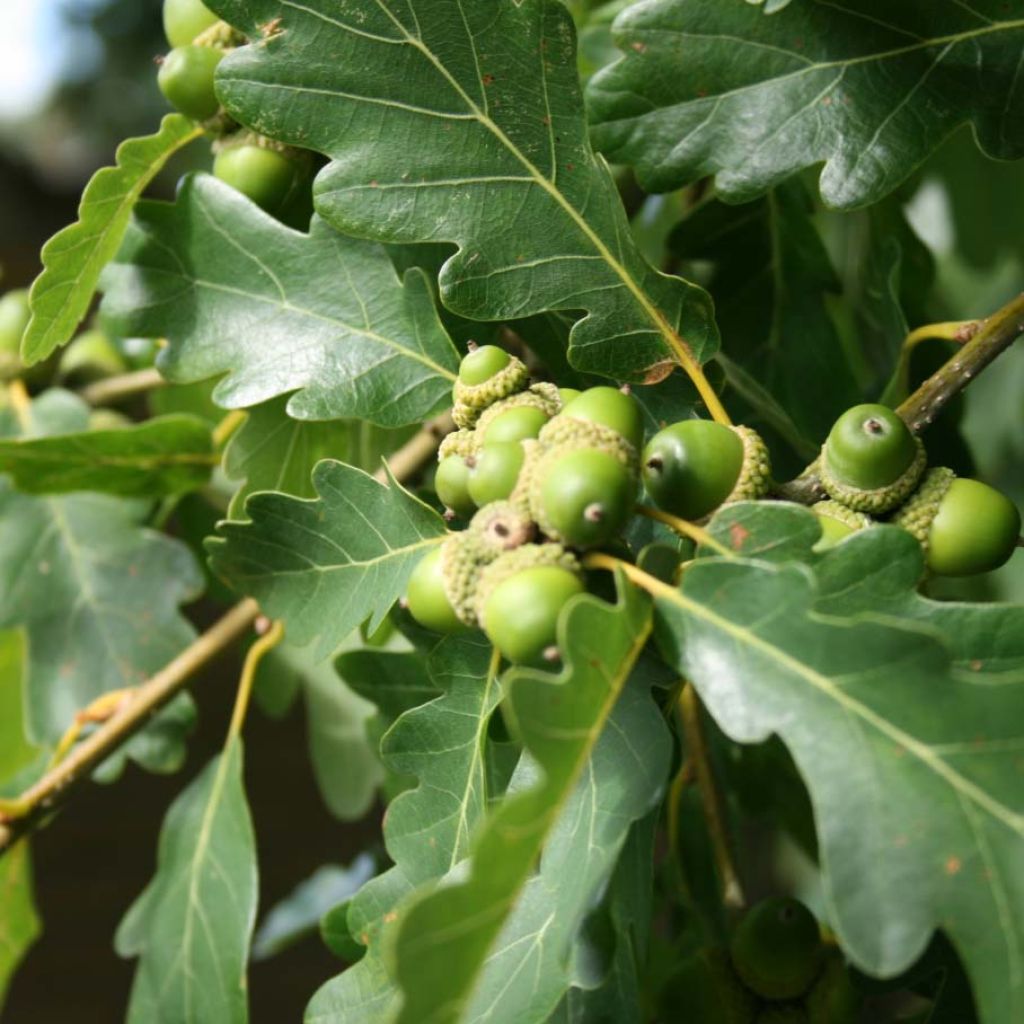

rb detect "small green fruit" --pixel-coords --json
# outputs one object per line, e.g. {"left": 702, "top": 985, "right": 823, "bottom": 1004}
{"left": 213, "top": 143, "right": 302, "bottom": 214}
{"left": 88, "top": 409, "right": 133, "bottom": 432}
{"left": 642, "top": 419, "right": 743, "bottom": 520}
{"left": 557, "top": 387, "right": 581, "bottom": 405}
{"left": 479, "top": 404, "right": 549, "bottom": 445}
{"left": 894, "top": 469, "right": 1020, "bottom": 577}
{"left": 468, "top": 442, "right": 525, "bottom": 506}
{"left": 459, "top": 344, "right": 509, "bottom": 386}
{"left": 561, "top": 386, "right": 644, "bottom": 450}
{"left": 822, "top": 404, "right": 924, "bottom": 513}
{"left": 730, "top": 897, "right": 823, "bottom": 1001}
{"left": 482, "top": 564, "right": 584, "bottom": 666}
{"left": 468, "top": 500, "right": 536, "bottom": 553}
{"left": 58, "top": 330, "right": 126, "bottom": 384}
{"left": 533, "top": 448, "right": 635, "bottom": 548}
{"left": 805, "top": 951, "right": 859, "bottom": 1024}
{"left": 163, "top": 0, "right": 218, "bottom": 46}
{"left": 157, "top": 44, "right": 224, "bottom": 120}
{"left": 662, "top": 948, "right": 756, "bottom": 1024}
{"left": 812, "top": 501, "right": 872, "bottom": 552}
{"left": 435, "top": 455, "right": 476, "bottom": 518}
{"left": 406, "top": 547, "right": 466, "bottom": 634}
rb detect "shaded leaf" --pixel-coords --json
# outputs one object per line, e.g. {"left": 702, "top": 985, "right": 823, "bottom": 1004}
{"left": 0, "top": 841, "right": 41, "bottom": 1013}
{"left": 117, "top": 742, "right": 258, "bottom": 1024}
{"left": 672, "top": 181, "right": 858, "bottom": 444}
{"left": 0, "top": 391, "right": 203, "bottom": 745}
{"left": 0, "top": 632, "right": 38, "bottom": 784}
{"left": 253, "top": 855, "right": 376, "bottom": 960}
{"left": 388, "top": 576, "right": 653, "bottom": 1024}
{"left": 648, "top": 507, "right": 1024, "bottom": 1024}
{"left": 0, "top": 414, "right": 215, "bottom": 497}
{"left": 307, "top": 635, "right": 497, "bottom": 1021}
{"left": 24, "top": 114, "right": 203, "bottom": 363}
{"left": 208, "top": 461, "right": 447, "bottom": 660}
{"left": 209, "top": 0, "right": 718, "bottom": 383}
{"left": 588, "top": 1, "right": 1024, "bottom": 208}
{"left": 101, "top": 176, "right": 459, "bottom": 426}
{"left": 223, "top": 395, "right": 414, "bottom": 517}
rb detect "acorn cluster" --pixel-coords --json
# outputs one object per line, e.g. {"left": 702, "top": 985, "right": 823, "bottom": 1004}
{"left": 156, "top": 0, "right": 313, "bottom": 221}
{"left": 812, "top": 403, "right": 1020, "bottom": 576}
{"left": 406, "top": 344, "right": 774, "bottom": 667}
{"left": 666, "top": 897, "right": 861, "bottom": 1024}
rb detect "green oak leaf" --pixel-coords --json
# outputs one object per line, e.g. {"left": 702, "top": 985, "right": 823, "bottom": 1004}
{"left": 116, "top": 742, "right": 257, "bottom": 1024}
{"left": 671, "top": 181, "right": 859, "bottom": 445}
{"left": 0, "top": 841, "right": 41, "bottom": 1013}
{"left": 646, "top": 526, "right": 1024, "bottom": 1024}
{"left": 0, "top": 632, "right": 38, "bottom": 785}
{"left": 307, "top": 635, "right": 497, "bottom": 1021}
{"left": 207, "top": 0, "right": 718, "bottom": 383}
{"left": 0, "top": 391, "right": 203, "bottom": 745}
{"left": 252, "top": 855, "right": 376, "bottom": 960}
{"left": 208, "top": 461, "right": 447, "bottom": 660}
{"left": 588, "top": 1, "right": 1024, "bottom": 208}
{"left": 0, "top": 413, "right": 215, "bottom": 497}
{"left": 387, "top": 575, "right": 653, "bottom": 1024}
{"left": 24, "top": 114, "right": 203, "bottom": 363}
{"left": 223, "top": 395, "right": 415, "bottom": 517}
{"left": 101, "top": 175, "right": 459, "bottom": 426}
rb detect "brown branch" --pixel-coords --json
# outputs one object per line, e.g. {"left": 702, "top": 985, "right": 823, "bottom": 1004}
{"left": 374, "top": 410, "right": 453, "bottom": 484}
{"left": 78, "top": 367, "right": 167, "bottom": 406}
{"left": 776, "top": 293, "right": 1024, "bottom": 504}
{"left": 0, "top": 599, "right": 260, "bottom": 856}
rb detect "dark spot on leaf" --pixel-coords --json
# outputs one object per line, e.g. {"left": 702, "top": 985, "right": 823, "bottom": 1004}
{"left": 642, "top": 360, "right": 675, "bottom": 385}
{"left": 945, "top": 856, "right": 962, "bottom": 876}
{"left": 729, "top": 524, "right": 749, "bottom": 550}
{"left": 630, "top": 40, "right": 646, "bottom": 53}
{"left": 483, "top": 73, "right": 495, "bottom": 85}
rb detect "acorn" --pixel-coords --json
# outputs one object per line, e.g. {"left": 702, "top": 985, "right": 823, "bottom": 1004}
{"left": 467, "top": 500, "right": 536, "bottom": 554}
{"left": 451, "top": 345, "right": 529, "bottom": 428}
{"left": 467, "top": 442, "right": 526, "bottom": 506}
{"left": 559, "top": 385, "right": 644, "bottom": 451}
{"left": 811, "top": 500, "right": 873, "bottom": 552}
{"left": 473, "top": 383, "right": 561, "bottom": 446}
{"left": 820, "top": 404, "right": 925, "bottom": 514}
{"left": 890, "top": 468, "right": 1021, "bottom": 577}
{"left": 537, "top": 414, "right": 639, "bottom": 469}
{"left": 435, "top": 455, "right": 476, "bottom": 519}
{"left": 438, "top": 429, "right": 477, "bottom": 461}
{"left": 642, "top": 420, "right": 771, "bottom": 520}
{"left": 406, "top": 546, "right": 469, "bottom": 634}
{"left": 662, "top": 947, "right": 757, "bottom": 1024}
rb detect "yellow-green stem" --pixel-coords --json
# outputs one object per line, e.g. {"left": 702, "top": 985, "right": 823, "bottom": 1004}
{"left": 227, "top": 620, "right": 284, "bottom": 743}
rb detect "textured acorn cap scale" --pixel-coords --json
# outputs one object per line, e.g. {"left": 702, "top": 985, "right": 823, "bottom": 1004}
{"left": 889, "top": 467, "right": 956, "bottom": 547}
{"left": 474, "top": 543, "right": 581, "bottom": 628}
{"left": 723, "top": 425, "right": 773, "bottom": 505}
{"left": 452, "top": 354, "right": 530, "bottom": 428}
{"left": 821, "top": 435, "right": 926, "bottom": 514}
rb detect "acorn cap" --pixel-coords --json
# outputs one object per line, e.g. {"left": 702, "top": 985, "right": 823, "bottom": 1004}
{"left": 472, "top": 384, "right": 562, "bottom": 448}
{"left": 452, "top": 354, "right": 529, "bottom": 427}
{"left": 821, "top": 435, "right": 926, "bottom": 514}
{"left": 723, "top": 425, "right": 773, "bottom": 506}
{"left": 438, "top": 428, "right": 478, "bottom": 461}
{"left": 467, "top": 500, "right": 536, "bottom": 553}
{"left": 439, "top": 531, "right": 493, "bottom": 626}
{"left": 889, "top": 467, "right": 956, "bottom": 547}
{"left": 812, "top": 500, "right": 873, "bottom": 532}
{"left": 537, "top": 414, "right": 639, "bottom": 469}
{"left": 474, "top": 543, "right": 581, "bottom": 628}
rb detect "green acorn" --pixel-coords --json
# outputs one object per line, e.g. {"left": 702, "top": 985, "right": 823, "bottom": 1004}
{"left": 642, "top": 420, "right": 771, "bottom": 520}
{"left": 811, "top": 500, "right": 873, "bottom": 552}
{"left": 662, "top": 947, "right": 757, "bottom": 1024}
{"left": 560, "top": 385, "right": 644, "bottom": 450}
{"left": 473, "top": 384, "right": 561, "bottom": 446}
{"left": 730, "top": 897, "right": 824, "bottom": 1002}
{"left": 438, "top": 429, "right": 477, "bottom": 461}
{"left": 821, "top": 404, "right": 926, "bottom": 514}
{"left": 891, "top": 468, "right": 1021, "bottom": 577}
{"left": 406, "top": 546, "right": 468, "bottom": 634}
{"left": 467, "top": 500, "right": 536, "bottom": 554}
{"left": 435, "top": 455, "right": 476, "bottom": 519}
{"left": 467, "top": 442, "right": 526, "bottom": 506}
{"left": 451, "top": 345, "right": 529, "bottom": 428}
{"left": 537, "top": 414, "right": 639, "bottom": 469}
{"left": 805, "top": 950, "right": 860, "bottom": 1024}
{"left": 437, "top": 530, "right": 493, "bottom": 626}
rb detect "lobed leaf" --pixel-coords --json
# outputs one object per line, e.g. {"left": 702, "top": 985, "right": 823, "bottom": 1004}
{"left": 0, "top": 391, "right": 203, "bottom": 746}
{"left": 116, "top": 743, "right": 258, "bottom": 1024}
{"left": 588, "top": 1, "right": 1024, "bottom": 208}
{"left": 0, "top": 413, "right": 215, "bottom": 497}
{"left": 307, "top": 635, "right": 497, "bottom": 1021}
{"left": 647, "top": 509, "right": 1024, "bottom": 1024}
{"left": 207, "top": 0, "right": 718, "bottom": 384}
{"left": 0, "top": 842, "right": 41, "bottom": 1013}
{"left": 388, "top": 575, "right": 655, "bottom": 1024}
{"left": 101, "top": 176, "right": 459, "bottom": 426}
{"left": 208, "top": 460, "right": 448, "bottom": 660}
{"left": 23, "top": 114, "right": 203, "bottom": 364}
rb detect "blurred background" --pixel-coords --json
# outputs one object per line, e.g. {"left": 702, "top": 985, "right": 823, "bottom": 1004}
{"left": 1, "top": 0, "right": 1023, "bottom": 1020}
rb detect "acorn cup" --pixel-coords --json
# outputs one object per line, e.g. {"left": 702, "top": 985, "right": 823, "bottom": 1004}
{"left": 451, "top": 344, "right": 529, "bottom": 428}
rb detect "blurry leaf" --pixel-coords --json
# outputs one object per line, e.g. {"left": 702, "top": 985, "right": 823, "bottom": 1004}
{"left": 650, "top": 504, "right": 1024, "bottom": 1024}
{"left": 263, "top": 642, "right": 384, "bottom": 821}
{"left": 101, "top": 176, "right": 459, "bottom": 426}
{"left": 117, "top": 743, "right": 257, "bottom": 1024}
{"left": 388, "top": 577, "right": 653, "bottom": 1024}
{"left": 672, "top": 182, "right": 858, "bottom": 443}
{"left": 0, "top": 841, "right": 41, "bottom": 1013}
{"left": 339, "top": 650, "right": 441, "bottom": 729}
{"left": 253, "top": 855, "right": 376, "bottom": 960}
{"left": 0, "top": 392, "right": 203, "bottom": 746}
{"left": 307, "top": 635, "right": 497, "bottom": 1021}
{"left": 0, "top": 414, "right": 214, "bottom": 497}
{"left": 223, "top": 396, "right": 415, "bottom": 517}
{"left": 210, "top": 0, "right": 718, "bottom": 383}
{"left": 208, "top": 462, "right": 447, "bottom": 660}
{"left": 589, "top": 2, "right": 1024, "bottom": 208}
{"left": 0, "top": 632, "right": 37, "bottom": 784}
{"left": 24, "top": 114, "right": 203, "bottom": 364}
